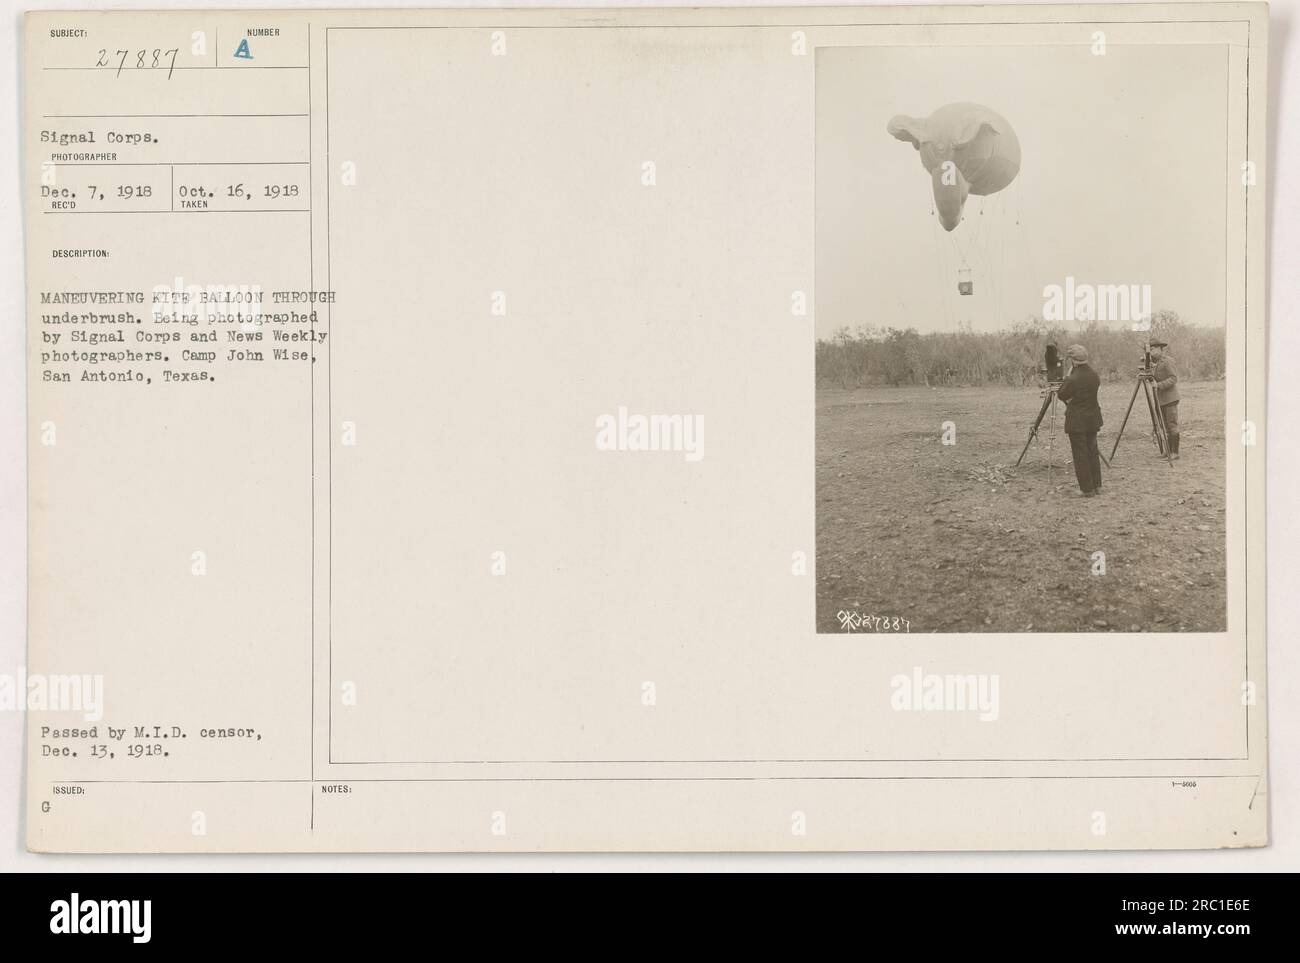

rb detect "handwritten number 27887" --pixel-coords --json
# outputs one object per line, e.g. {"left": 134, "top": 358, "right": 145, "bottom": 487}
{"left": 95, "top": 48, "right": 181, "bottom": 80}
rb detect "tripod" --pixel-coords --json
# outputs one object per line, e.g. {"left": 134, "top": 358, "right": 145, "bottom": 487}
{"left": 1109, "top": 369, "right": 1172, "bottom": 465}
{"left": 1013, "top": 382, "right": 1107, "bottom": 473}
{"left": 1016, "top": 380, "right": 1112, "bottom": 476}
{"left": 1015, "top": 383, "right": 1062, "bottom": 469}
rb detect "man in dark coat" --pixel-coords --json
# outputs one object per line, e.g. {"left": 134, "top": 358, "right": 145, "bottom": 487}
{"left": 1056, "top": 344, "right": 1103, "bottom": 496}
{"left": 1149, "top": 339, "right": 1180, "bottom": 460}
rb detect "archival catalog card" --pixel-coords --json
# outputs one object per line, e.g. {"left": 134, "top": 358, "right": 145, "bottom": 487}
{"left": 23, "top": 4, "right": 1269, "bottom": 852}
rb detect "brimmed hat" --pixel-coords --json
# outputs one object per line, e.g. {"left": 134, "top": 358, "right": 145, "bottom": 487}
{"left": 1066, "top": 344, "right": 1089, "bottom": 363}
{"left": 1149, "top": 339, "right": 1168, "bottom": 348}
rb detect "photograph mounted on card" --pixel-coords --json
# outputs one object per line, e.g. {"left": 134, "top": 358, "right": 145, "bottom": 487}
{"left": 23, "top": 4, "right": 1267, "bottom": 853}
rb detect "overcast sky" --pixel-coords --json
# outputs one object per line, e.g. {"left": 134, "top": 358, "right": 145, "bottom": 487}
{"left": 815, "top": 42, "right": 1231, "bottom": 338}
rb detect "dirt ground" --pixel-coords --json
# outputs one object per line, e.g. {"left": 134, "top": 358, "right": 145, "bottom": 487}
{"left": 815, "top": 381, "right": 1227, "bottom": 633}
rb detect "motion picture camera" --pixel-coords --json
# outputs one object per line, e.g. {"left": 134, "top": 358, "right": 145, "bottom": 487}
{"left": 1138, "top": 342, "right": 1155, "bottom": 376}
{"left": 1042, "top": 342, "right": 1065, "bottom": 385}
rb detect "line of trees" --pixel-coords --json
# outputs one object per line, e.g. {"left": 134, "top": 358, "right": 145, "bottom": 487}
{"left": 815, "top": 312, "right": 1225, "bottom": 388}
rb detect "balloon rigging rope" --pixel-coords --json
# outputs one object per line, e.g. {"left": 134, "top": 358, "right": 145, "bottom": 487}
{"left": 996, "top": 193, "right": 1009, "bottom": 325}
{"left": 1012, "top": 176, "right": 1044, "bottom": 314}
{"left": 930, "top": 199, "right": 953, "bottom": 329}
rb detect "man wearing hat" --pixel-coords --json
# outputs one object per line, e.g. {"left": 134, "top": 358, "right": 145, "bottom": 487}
{"left": 1057, "top": 344, "right": 1103, "bottom": 496}
{"left": 1149, "top": 340, "right": 1180, "bottom": 459}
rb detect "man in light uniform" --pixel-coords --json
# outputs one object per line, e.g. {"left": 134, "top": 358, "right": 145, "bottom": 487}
{"left": 1149, "top": 339, "right": 1180, "bottom": 460}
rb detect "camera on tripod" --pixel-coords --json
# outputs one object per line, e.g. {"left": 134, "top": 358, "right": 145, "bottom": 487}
{"left": 1041, "top": 341, "right": 1065, "bottom": 386}
{"left": 1016, "top": 341, "right": 1069, "bottom": 468}
{"left": 1110, "top": 338, "right": 1173, "bottom": 463}
{"left": 1138, "top": 342, "right": 1155, "bottom": 376}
